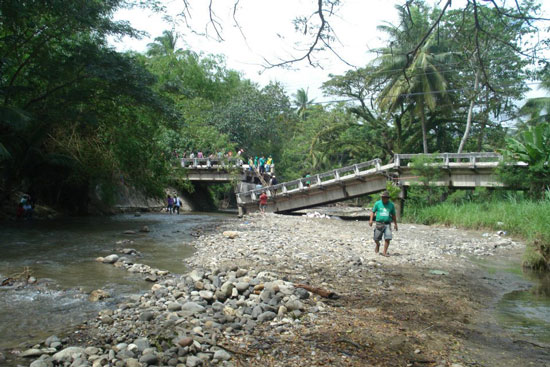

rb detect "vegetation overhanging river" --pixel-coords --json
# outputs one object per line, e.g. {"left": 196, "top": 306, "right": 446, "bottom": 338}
{"left": 0, "top": 212, "right": 549, "bottom": 366}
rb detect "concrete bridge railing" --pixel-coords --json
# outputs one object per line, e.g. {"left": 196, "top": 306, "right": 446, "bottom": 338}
{"left": 236, "top": 158, "right": 384, "bottom": 204}
{"left": 178, "top": 157, "right": 245, "bottom": 168}
{"left": 394, "top": 152, "right": 503, "bottom": 167}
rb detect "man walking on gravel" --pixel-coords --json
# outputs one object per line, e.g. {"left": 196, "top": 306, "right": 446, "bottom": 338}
{"left": 369, "top": 190, "right": 398, "bottom": 256}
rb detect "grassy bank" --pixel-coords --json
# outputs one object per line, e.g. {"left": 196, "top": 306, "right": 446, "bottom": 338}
{"left": 403, "top": 200, "right": 550, "bottom": 270}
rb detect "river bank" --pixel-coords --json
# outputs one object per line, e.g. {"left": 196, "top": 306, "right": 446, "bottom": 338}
{"left": 13, "top": 213, "right": 550, "bottom": 367}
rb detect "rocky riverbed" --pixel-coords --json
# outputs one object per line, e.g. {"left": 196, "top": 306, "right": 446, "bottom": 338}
{"left": 16, "top": 213, "right": 550, "bottom": 367}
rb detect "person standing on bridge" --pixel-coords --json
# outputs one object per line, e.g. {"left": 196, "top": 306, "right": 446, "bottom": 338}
{"left": 369, "top": 191, "right": 398, "bottom": 257}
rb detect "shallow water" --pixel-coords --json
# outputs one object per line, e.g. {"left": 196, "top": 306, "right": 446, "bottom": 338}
{"left": 496, "top": 270, "right": 550, "bottom": 344}
{"left": 475, "top": 256, "right": 550, "bottom": 344}
{"left": 0, "top": 212, "right": 226, "bottom": 352}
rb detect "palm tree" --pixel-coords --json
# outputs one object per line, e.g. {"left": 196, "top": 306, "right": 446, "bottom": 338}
{"left": 146, "top": 30, "right": 180, "bottom": 57}
{"left": 376, "top": 26, "right": 451, "bottom": 153}
{"left": 293, "top": 88, "right": 315, "bottom": 121}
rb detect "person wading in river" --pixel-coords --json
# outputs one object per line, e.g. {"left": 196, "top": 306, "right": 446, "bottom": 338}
{"left": 369, "top": 190, "right": 398, "bottom": 256}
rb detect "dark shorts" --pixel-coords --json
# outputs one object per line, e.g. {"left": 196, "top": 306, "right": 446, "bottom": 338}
{"left": 374, "top": 223, "right": 392, "bottom": 241}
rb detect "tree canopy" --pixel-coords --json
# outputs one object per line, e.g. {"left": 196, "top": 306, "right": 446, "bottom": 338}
{"left": 1, "top": 0, "right": 548, "bottom": 212}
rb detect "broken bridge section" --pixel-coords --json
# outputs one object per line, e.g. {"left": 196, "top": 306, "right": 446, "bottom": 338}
{"left": 237, "top": 153, "right": 515, "bottom": 215}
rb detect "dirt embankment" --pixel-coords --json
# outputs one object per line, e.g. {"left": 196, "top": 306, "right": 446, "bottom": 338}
{"left": 185, "top": 214, "right": 549, "bottom": 367}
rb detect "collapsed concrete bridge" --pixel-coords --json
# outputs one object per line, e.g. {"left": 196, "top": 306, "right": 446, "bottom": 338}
{"left": 176, "top": 153, "right": 519, "bottom": 216}
{"left": 235, "top": 153, "right": 517, "bottom": 215}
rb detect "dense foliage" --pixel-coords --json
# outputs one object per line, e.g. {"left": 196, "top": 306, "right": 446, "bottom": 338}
{"left": 1, "top": 0, "right": 548, "bottom": 214}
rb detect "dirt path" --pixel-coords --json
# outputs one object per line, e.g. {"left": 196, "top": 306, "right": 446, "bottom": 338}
{"left": 186, "top": 213, "right": 549, "bottom": 367}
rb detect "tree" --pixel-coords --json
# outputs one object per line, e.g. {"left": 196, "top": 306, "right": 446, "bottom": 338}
{"left": 293, "top": 88, "right": 315, "bottom": 121}
{"left": 146, "top": 30, "right": 181, "bottom": 57}
{"left": 0, "top": 0, "right": 171, "bottom": 210}
{"left": 376, "top": 4, "right": 453, "bottom": 154}
{"left": 502, "top": 122, "right": 550, "bottom": 196}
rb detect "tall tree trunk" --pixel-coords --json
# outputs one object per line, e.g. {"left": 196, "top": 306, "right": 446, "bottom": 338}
{"left": 458, "top": 70, "right": 480, "bottom": 153}
{"left": 419, "top": 107, "right": 428, "bottom": 153}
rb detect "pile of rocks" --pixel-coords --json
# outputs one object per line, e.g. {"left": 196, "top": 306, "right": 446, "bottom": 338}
{"left": 27, "top": 266, "right": 323, "bottom": 367}
{"left": 96, "top": 253, "right": 170, "bottom": 283}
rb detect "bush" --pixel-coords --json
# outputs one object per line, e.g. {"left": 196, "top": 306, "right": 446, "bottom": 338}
{"left": 403, "top": 197, "right": 550, "bottom": 270}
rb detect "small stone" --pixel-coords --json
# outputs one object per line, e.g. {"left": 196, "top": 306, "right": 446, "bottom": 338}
{"left": 89, "top": 289, "right": 110, "bottom": 302}
{"left": 139, "top": 353, "right": 159, "bottom": 365}
{"left": 213, "top": 349, "right": 231, "bottom": 361}
{"left": 414, "top": 349, "right": 421, "bottom": 354}
{"left": 235, "top": 282, "right": 249, "bottom": 292}
{"left": 235, "top": 269, "right": 248, "bottom": 277}
{"left": 100, "top": 315, "right": 114, "bottom": 324}
{"left": 102, "top": 254, "right": 119, "bottom": 264}
{"left": 133, "top": 338, "right": 150, "bottom": 352}
{"left": 167, "top": 302, "right": 182, "bottom": 311}
{"left": 222, "top": 231, "right": 240, "bottom": 239}
{"left": 285, "top": 299, "right": 304, "bottom": 311}
{"left": 199, "top": 290, "right": 214, "bottom": 301}
{"left": 257, "top": 311, "right": 276, "bottom": 322}
{"left": 52, "top": 347, "right": 85, "bottom": 362}
{"left": 251, "top": 305, "right": 263, "bottom": 319}
{"left": 295, "top": 288, "right": 310, "bottom": 300}
{"left": 45, "top": 335, "right": 60, "bottom": 347}
{"left": 220, "top": 282, "right": 234, "bottom": 298}
{"left": 181, "top": 302, "right": 205, "bottom": 314}
{"left": 20, "top": 348, "right": 43, "bottom": 358}
{"left": 30, "top": 360, "right": 49, "bottom": 367}
{"left": 85, "top": 347, "right": 100, "bottom": 355}
{"left": 125, "top": 358, "right": 141, "bottom": 367}
{"left": 177, "top": 337, "right": 193, "bottom": 347}
{"left": 140, "top": 226, "right": 150, "bottom": 233}
{"left": 186, "top": 355, "right": 202, "bottom": 367}
{"left": 188, "top": 269, "right": 204, "bottom": 282}
{"left": 140, "top": 311, "right": 155, "bottom": 321}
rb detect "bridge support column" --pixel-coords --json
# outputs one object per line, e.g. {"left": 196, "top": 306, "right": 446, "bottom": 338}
{"left": 395, "top": 186, "right": 407, "bottom": 221}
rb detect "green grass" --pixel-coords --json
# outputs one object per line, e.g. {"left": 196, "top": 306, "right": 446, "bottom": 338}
{"left": 403, "top": 200, "right": 550, "bottom": 270}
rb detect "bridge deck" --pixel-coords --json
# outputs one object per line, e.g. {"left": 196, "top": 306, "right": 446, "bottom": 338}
{"left": 236, "top": 153, "right": 511, "bottom": 214}
{"left": 176, "top": 158, "right": 274, "bottom": 183}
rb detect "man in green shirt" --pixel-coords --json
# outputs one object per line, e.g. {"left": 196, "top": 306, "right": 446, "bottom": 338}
{"left": 369, "top": 190, "right": 398, "bottom": 256}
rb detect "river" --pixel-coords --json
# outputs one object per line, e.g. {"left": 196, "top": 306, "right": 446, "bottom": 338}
{"left": 0, "top": 212, "right": 227, "bottom": 359}
{"left": 1, "top": 213, "right": 549, "bottom": 366}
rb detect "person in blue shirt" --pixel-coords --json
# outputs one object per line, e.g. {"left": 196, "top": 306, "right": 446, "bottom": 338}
{"left": 369, "top": 190, "right": 398, "bottom": 256}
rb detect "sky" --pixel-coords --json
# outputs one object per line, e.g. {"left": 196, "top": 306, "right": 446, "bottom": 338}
{"left": 110, "top": 0, "right": 550, "bottom": 103}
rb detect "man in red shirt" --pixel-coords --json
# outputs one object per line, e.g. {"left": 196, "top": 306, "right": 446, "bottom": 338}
{"left": 259, "top": 192, "right": 268, "bottom": 213}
